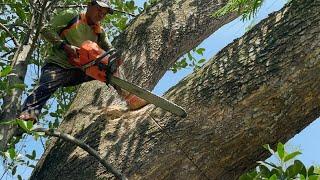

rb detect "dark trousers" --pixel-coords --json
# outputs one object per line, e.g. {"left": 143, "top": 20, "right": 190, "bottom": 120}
{"left": 21, "top": 63, "right": 93, "bottom": 118}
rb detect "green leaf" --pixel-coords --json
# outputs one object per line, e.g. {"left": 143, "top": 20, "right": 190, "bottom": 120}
{"left": 16, "top": 119, "right": 30, "bottom": 132}
{"left": 13, "top": 5, "right": 27, "bottom": 21}
{"left": 50, "top": 112, "right": 58, "bottom": 117}
{"left": 239, "top": 174, "right": 252, "bottom": 180}
{"left": 308, "top": 166, "right": 315, "bottom": 176}
{"left": 309, "top": 175, "right": 320, "bottom": 180}
{"left": 187, "top": 52, "right": 193, "bottom": 61}
{"left": 259, "top": 165, "right": 271, "bottom": 178}
{"left": 196, "top": 48, "right": 205, "bottom": 55}
{"left": 284, "top": 151, "right": 302, "bottom": 162}
{"left": 33, "top": 131, "right": 45, "bottom": 141}
{"left": 268, "top": 174, "right": 277, "bottom": 180}
{"left": 26, "top": 150, "right": 36, "bottom": 160}
{"left": 270, "top": 167, "right": 283, "bottom": 177}
{"left": 12, "top": 166, "right": 17, "bottom": 175}
{"left": 8, "top": 147, "right": 16, "bottom": 159}
{"left": 239, "top": 171, "right": 258, "bottom": 180}
{"left": 32, "top": 150, "right": 36, "bottom": 159}
{"left": 198, "top": 58, "right": 206, "bottom": 64}
{"left": 277, "top": 142, "right": 285, "bottom": 161}
{"left": 17, "top": 175, "right": 22, "bottom": 180}
{"left": 28, "top": 165, "right": 36, "bottom": 168}
{"left": 0, "top": 66, "right": 12, "bottom": 77}
{"left": 27, "top": 120, "right": 33, "bottom": 130}
{"left": 285, "top": 160, "right": 306, "bottom": 178}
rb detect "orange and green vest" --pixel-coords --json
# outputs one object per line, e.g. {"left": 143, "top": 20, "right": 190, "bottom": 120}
{"left": 42, "top": 10, "right": 113, "bottom": 69}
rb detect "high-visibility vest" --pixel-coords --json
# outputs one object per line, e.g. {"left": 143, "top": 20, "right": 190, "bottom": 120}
{"left": 58, "top": 14, "right": 120, "bottom": 83}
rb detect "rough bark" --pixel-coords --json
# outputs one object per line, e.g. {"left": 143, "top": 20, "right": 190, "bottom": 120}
{"left": 31, "top": 0, "right": 320, "bottom": 179}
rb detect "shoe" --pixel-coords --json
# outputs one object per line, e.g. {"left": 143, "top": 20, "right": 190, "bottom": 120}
{"left": 14, "top": 112, "right": 38, "bottom": 137}
{"left": 18, "top": 112, "right": 37, "bottom": 123}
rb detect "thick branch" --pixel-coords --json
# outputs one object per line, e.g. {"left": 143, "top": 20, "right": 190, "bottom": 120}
{"left": 54, "top": 5, "right": 136, "bottom": 17}
{"left": 31, "top": 0, "right": 320, "bottom": 179}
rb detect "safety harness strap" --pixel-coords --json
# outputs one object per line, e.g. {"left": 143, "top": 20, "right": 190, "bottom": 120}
{"left": 58, "top": 15, "right": 80, "bottom": 37}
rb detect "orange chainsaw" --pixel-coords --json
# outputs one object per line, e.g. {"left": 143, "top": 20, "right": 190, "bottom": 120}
{"left": 71, "top": 40, "right": 187, "bottom": 118}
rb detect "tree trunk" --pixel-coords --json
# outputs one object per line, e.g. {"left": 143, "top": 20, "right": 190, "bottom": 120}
{"left": 0, "top": 28, "right": 34, "bottom": 150}
{"left": 31, "top": 0, "right": 319, "bottom": 179}
{"left": 0, "top": 0, "right": 50, "bottom": 151}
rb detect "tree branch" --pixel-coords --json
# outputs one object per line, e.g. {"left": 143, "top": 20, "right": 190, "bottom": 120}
{"left": 0, "top": 48, "right": 16, "bottom": 59}
{"left": 0, "top": 22, "right": 20, "bottom": 47}
{"left": 32, "top": 127, "right": 127, "bottom": 180}
{"left": 54, "top": 4, "right": 136, "bottom": 17}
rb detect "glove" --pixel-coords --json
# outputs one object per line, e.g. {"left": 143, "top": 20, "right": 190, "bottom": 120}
{"left": 107, "top": 49, "right": 122, "bottom": 75}
{"left": 104, "top": 48, "right": 122, "bottom": 84}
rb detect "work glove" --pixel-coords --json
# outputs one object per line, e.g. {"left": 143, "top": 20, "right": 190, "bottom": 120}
{"left": 107, "top": 49, "right": 122, "bottom": 73}
{"left": 104, "top": 48, "right": 123, "bottom": 85}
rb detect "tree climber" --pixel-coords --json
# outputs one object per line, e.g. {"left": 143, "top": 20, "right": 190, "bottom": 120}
{"left": 18, "top": 0, "right": 148, "bottom": 123}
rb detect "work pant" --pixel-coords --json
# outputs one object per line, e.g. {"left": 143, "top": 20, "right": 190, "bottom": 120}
{"left": 21, "top": 63, "right": 93, "bottom": 119}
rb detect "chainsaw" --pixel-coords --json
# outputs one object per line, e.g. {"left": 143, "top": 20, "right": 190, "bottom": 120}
{"left": 71, "top": 40, "right": 187, "bottom": 118}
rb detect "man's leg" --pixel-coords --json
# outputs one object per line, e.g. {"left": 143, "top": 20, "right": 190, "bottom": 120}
{"left": 19, "top": 63, "right": 91, "bottom": 121}
{"left": 20, "top": 64, "right": 66, "bottom": 121}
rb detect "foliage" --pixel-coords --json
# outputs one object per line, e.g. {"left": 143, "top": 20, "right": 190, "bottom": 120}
{"left": 170, "top": 47, "right": 206, "bottom": 73}
{"left": 240, "top": 143, "right": 320, "bottom": 180}
{"left": 0, "top": 119, "right": 44, "bottom": 179}
{"left": 213, "top": 0, "right": 264, "bottom": 21}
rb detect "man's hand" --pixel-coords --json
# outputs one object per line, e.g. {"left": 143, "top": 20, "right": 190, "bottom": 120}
{"left": 63, "top": 44, "right": 80, "bottom": 60}
{"left": 108, "top": 49, "right": 122, "bottom": 73}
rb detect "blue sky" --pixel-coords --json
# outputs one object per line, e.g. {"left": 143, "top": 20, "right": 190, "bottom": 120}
{"left": 1, "top": 0, "right": 319, "bottom": 179}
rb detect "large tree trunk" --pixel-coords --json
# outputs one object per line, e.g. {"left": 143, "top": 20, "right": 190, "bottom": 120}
{"left": 31, "top": 0, "right": 319, "bottom": 179}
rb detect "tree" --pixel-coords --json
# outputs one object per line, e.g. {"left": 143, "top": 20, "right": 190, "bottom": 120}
{"left": 1, "top": 0, "right": 238, "bottom": 178}
{"left": 28, "top": 0, "right": 320, "bottom": 179}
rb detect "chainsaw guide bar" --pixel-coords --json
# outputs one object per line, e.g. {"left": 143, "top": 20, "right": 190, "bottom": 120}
{"left": 110, "top": 76, "right": 187, "bottom": 118}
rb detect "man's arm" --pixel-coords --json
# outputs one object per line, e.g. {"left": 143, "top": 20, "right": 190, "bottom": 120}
{"left": 41, "top": 10, "right": 78, "bottom": 48}
{"left": 41, "top": 25, "right": 65, "bottom": 48}
{"left": 97, "top": 31, "right": 113, "bottom": 51}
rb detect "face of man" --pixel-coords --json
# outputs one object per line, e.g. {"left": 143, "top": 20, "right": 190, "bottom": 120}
{"left": 86, "top": 4, "right": 109, "bottom": 24}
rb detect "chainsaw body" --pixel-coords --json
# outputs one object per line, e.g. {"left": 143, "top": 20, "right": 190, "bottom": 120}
{"left": 71, "top": 40, "right": 121, "bottom": 83}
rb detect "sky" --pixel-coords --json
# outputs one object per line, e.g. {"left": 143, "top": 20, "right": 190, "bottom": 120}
{"left": 1, "top": 0, "right": 319, "bottom": 179}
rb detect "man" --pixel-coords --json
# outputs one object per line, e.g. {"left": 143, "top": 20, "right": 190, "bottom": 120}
{"left": 19, "top": 0, "right": 148, "bottom": 122}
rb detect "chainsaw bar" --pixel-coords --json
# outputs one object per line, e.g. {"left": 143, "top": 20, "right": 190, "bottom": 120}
{"left": 110, "top": 76, "right": 187, "bottom": 118}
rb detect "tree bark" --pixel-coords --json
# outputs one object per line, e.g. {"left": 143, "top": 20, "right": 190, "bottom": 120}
{"left": 31, "top": 0, "right": 319, "bottom": 179}
{"left": 0, "top": 19, "right": 35, "bottom": 150}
